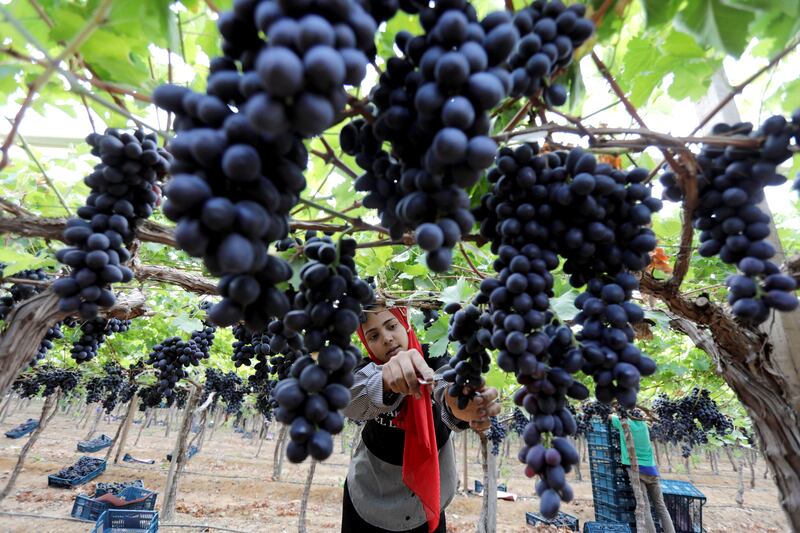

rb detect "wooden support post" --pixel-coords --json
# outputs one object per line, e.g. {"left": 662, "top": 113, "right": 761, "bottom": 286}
{"left": 272, "top": 425, "right": 288, "bottom": 481}
{"left": 161, "top": 386, "right": 201, "bottom": 522}
{"left": 84, "top": 406, "right": 104, "bottom": 440}
{"left": 462, "top": 430, "right": 468, "bottom": 494}
{"left": 112, "top": 395, "right": 140, "bottom": 464}
{"left": 298, "top": 460, "right": 317, "bottom": 533}
{"left": 134, "top": 408, "right": 153, "bottom": 447}
{"left": 106, "top": 392, "right": 139, "bottom": 463}
{"left": 0, "top": 391, "right": 59, "bottom": 502}
{"left": 620, "top": 417, "right": 653, "bottom": 533}
{"left": 476, "top": 432, "right": 497, "bottom": 533}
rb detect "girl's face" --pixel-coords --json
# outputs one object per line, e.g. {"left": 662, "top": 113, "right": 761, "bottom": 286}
{"left": 361, "top": 308, "right": 409, "bottom": 363}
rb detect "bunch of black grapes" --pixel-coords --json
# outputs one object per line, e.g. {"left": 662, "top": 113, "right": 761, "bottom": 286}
{"left": 97, "top": 362, "right": 126, "bottom": 413}
{"left": 138, "top": 384, "right": 164, "bottom": 411}
{"left": 119, "top": 382, "right": 139, "bottom": 405}
{"left": 650, "top": 388, "right": 733, "bottom": 457}
{"left": 575, "top": 399, "right": 612, "bottom": 435}
{"left": 231, "top": 323, "right": 259, "bottom": 368}
{"left": 12, "top": 373, "right": 42, "bottom": 398}
{"left": 53, "top": 130, "right": 170, "bottom": 319}
{"left": 506, "top": 1, "right": 595, "bottom": 103}
{"left": 146, "top": 335, "right": 207, "bottom": 399}
{"left": 0, "top": 265, "right": 51, "bottom": 322}
{"left": 660, "top": 111, "right": 799, "bottom": 324}
{"left": 85, "top": 376, "right": 104, "bottom": 404}
{"left": 422, "top": 307, "right": 439, "bottom": 330}
{"left": 203, "top": 368, "right": 246, "bottom": 414}
{"left": 53, "top": 457, "right": 104, "bottom": 480}
{"left": 7, "top": 268, "right": 50, "bottom": 303}
{"left": 0, "top": 267, "right": 65, "bottom": 365}
{"left": 153, "top": 0, "right": 380, "bottom": 330}
{"left": 342, "top": 2, "right": 523, "bottom": 272}
{"left": 442, "top": 301, "right": 491, "bottom": 408}
{"left": 274, "top": 234, "right": 374, "bottom": 463}
{"left": 14, "top": 364, "right": 81, "bottom": 397}
{"left": 477, "top": 145, "right": 662, "bottom": 287}
{"left": 70, "top": 318, "right": 130, "bottom": 363}
{"left": 466, "top": 143, "right": 660, "bottom": 517}
{"left": 512, "top": 406, "right": 529, "bottom": 435}
{"left": 573, "top": 273, "right": 656, "bottom": 407}
{"left": 487, "top": 416, "right": 507, "bottom": 455}
{"left": 31, "top": 324, "right": 65, "bottom": 366}
{"left": 166, "top": 386, "right": 189, "bottom": 409}
{"left": 190, "top": 307, "right": 217, "bottom": 358}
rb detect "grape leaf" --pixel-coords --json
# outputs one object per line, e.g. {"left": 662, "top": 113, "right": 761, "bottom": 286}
{"left": 675, "top": 0, "right": 756, "bottom": 58}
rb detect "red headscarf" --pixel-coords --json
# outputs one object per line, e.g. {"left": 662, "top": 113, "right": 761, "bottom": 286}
{"left": 356, "top": 307, "right": 440, "bottom": 533}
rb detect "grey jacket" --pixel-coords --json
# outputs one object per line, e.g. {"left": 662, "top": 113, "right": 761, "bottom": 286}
{"left": 342, "top": 360, "right": 467, "bottom": 531}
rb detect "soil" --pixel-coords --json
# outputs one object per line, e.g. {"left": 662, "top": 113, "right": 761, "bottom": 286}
{"left": 0, "top": 399, "right": 789, "bottom": 533}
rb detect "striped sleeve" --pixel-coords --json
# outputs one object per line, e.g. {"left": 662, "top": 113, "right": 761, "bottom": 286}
{"left": 342, "top": 361, "right": 404, "bottom": 421}
{"left": 433, "top": 364, "right": 469, "bottom": 432}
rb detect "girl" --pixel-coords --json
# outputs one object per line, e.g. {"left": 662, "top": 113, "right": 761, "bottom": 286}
{"left": 342, "top": 306, "right": 500, "bottom": 533}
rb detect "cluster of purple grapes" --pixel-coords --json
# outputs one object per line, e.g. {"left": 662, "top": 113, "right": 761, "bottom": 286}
{"left": 505, "top": 0, "right": 594, "bottom": 103}
{"left": 153, "top": 0, "right": 380, "bottom": 331}
{"left": 459, "top": 143, "right": 660, "bottom": 518}
{"left": 487, "top": 416, "right": 507, "bottom": 455}
{"left": 650, "top": 388, "right": 733, "bottom": 457}
{"left": 343, "top": 1, "right": 520, "bottom": 272}
{"left": 70, "top": 318, "right": 130, "bottom": 364}
{"left": 53, "top": 130, "right": 170, "bottom": 319}
{"left": 512, "top": 407, "right": 529, "bottom": 436}
{"left": 0, "top": 267, "right": 66, "bottom": 366}
{"left": 274, "top": 234, "right": 374, "bottom": 463}
{"left": 574, "top": 400, "right": 611, "bottom": 435}
{"left": 12, "top": 364, "right": 81, "bottom": 398}
{"left": 203, "top": 368, "right": 247, "bottom": 414}
{"left": 83, "top": 362, "right": 126, "bottom": 414}
{"left": 660, "top": 111, "right": 799, "bottom": 324}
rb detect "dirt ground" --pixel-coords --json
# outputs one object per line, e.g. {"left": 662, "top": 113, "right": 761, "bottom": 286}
{"left": 0, "top": 399, "right": 790, "bottom": 533}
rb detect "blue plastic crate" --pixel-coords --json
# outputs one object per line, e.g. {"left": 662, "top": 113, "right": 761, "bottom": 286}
{"left": 473, "top": 480, "right": 507, "bottom": 493}
{"left": 660, "top": 479, "right": 706, "bottom": 500}
{"left": 73, "top": 487, "right": 157, "bottom": 523}
{"left": 5, "top": 418, "right": 38, "bottom": 439}
{"left": 95, "top": 480, "right": 144, "bottom": 497}
{"left": 165, "top": 444, "right": 198, "bottom": 462}
{"left": 48, "top": 457, "right": 106, "bottom": 488}
{"left": 92, "top": 510, "right": 158, "bottom": 533}
{"left": 525, "top": 511, "right": 579, "bottom": 531}
{"left": 593, "top": 487, "right": 636, "bottom": 511}
{"left": 78, "top": 434, "right": 114, "bottom": 452}
{"left": 584, "top": 522, "right": 632, "bottom": 533}
{"left": 589, "top": 460, "right": 627, "bottom": 478}
{"left": 591, "top": 472, "right": 631, "bottom": 492}
{"left": 595, "top": 506, "right": 634, "bottom": 524}
{"left": 588, "top": 445, "right": 620, "bottom": 462}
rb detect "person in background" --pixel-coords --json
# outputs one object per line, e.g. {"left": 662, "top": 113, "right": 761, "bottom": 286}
{"left": 341, "top": 305, "right": 500, "bottom": 533}
{"left": 610, "top": 413, "right": 676, "bottom": 533}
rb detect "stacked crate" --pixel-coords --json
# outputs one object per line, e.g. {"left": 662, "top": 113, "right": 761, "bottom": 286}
{"left": 585, "top": 419, "right": 706, "bottom": 533}
{"left": 586, "top": 419, "right": 641, "bottom": 524}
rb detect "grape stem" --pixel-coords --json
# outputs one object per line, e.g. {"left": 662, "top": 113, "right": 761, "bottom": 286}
{"left": 203, "top": 0, "right": 221, "bottom": 14}
{"left": 459, "top": 242, "right": 487, "bottom": 280}
{"left": 309, "top": 137, "right": 359, "bottom": 180}
{"left": 297, "top": 198, "right": 389, "bottom": 236}
{"left": 0, "top": 47, "right": 153, "bottom": 104}
{"left": 592, "top": 52, "right": 694, "bottom": 175}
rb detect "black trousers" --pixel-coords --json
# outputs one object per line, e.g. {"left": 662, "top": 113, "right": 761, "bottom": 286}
{"left": 341, "top": 481, "right": 447, "bottom": 533}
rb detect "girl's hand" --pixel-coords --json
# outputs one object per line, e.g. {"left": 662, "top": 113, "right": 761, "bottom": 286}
{"left": 381, "top": 349, "right": 435, "bottom": 400}
{"left": 445, "top": 386, "right": 501, "bottom": 431}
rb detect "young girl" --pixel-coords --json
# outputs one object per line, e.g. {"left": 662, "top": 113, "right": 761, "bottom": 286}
{"left": 342, "top": 306, "right": 500, "bottom": 533}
